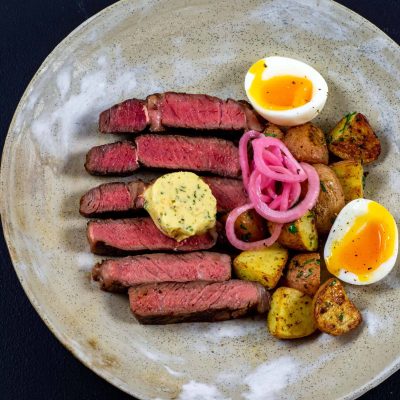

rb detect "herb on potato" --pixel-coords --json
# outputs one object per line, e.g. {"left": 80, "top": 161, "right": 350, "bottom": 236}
{"left": 313, "top": 278, "right": 362, "bottom": 336}
{"left": 328, "top": 112, "right": 381, "bottom": 164}
{"left": 288, "top": 224, "right": 298, "bottom": 234}
{"left": 286, "top": 253, "right": 320, "bottom": 296}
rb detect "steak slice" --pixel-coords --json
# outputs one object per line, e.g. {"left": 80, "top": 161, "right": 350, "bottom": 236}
{"left": 85, "top": 136, "right": 240, "bottom": 177}
{"left": 136, "top": 135, "right": 240, "bottom": 177}
{"left": 85, "top": 141, "right": 139, "bottom": 176}
{"left": 92, "top": 252, "right": 231, "bottom": 292}
{"left": 129, "top": 280, "right": 270, "bottom": 324}
{"left": 99, "top": 92, "right": 264, "bottom": 133}
{"left": 155, "top": 92, "right": 247, "bottom": 131}
{"left": 79, "top": 181, "right": 146, "bottom": 217}
{"left": 202, "top": 177, "right": 247, "bottom": 213}
{"left": 87, "top": 218, "right": 217, "bottom": 255}
{"left": 146, "top": 93, "right": 163, "bottom": 132}
{"left": 99, "top": 99, "right": 148, "bottom": 133}
{"left": 79, "top": 177, "right": 246, "bottom": 217}
{"left": 239, "top": 100, "right": 265, "bottom": 133}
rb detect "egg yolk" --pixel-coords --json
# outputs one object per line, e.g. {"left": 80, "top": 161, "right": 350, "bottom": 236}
{"left": 248, "top": 59, "right": 313, "bottom": 110}
{"left": 326, "top": 202, "right": 396, "bottom": 282}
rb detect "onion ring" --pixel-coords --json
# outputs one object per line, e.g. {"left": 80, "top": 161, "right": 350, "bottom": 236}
{"left": 225, "top": 132, "right": 320, "bottom": 250}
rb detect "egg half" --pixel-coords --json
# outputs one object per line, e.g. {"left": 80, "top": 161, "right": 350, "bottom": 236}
{"left": 324, "top": 199, "right": 398, "bottom": 285}
{"left": 244, "top": 56, "right": 328, "bottom": 126}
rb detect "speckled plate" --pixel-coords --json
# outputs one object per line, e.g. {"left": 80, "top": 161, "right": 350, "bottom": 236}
{"left": 1, "top": 0, "right": 400, "bottom": 399}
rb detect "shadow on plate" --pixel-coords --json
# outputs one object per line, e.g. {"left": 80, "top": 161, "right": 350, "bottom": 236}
{"left": 63, "top": 224, "right": 89, "bottom": 253}
{"left": 63, "top": 150, "right": 87, "bottom": 177}
{"left": 105, "top": 291, "right": 138, "bottom": 325}
{"left": 61, "top": 191, "right": 83, "bottom": 219}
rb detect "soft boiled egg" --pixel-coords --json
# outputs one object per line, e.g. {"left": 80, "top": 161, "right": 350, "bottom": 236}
{"left": 245, "top": 56, "right": 328, "bottom": 126}
{"left": 324, "top": 199, "right": 398, "bottom": 285}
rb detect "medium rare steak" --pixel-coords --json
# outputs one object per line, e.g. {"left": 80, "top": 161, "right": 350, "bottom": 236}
{"left": 85, "top": 136, "right": 240, "bottom": 177}
{"left": 239, "top": 100, "right": 266, "bottom": 134}
{"left": 202, "top": 177, "right": 247, "bottom": 213}
{"left": 99, "top": 92, "right": 264, "bottom": 133}
{"left": 92, "top": 252, "right": 231, "bottom": 292}
{"left": 79, "top": 177, "right": 246, "bottom": 217}
{"left": 150, "top": 93, "right": 246, "bottom": 131}
{"left": 79, "top": 181, "right": 146, "bottom": 217}
{"left": 99, "top": 99, "right": 148, "bottom": 133}
{"left": 129, "top": 280, "right": 270, "bottom": 324}
{"left": 85, "top": 141, "right": 139, "bottom": 175}
{"left": 136, "top": 135, "right": 240, "bottom": 177}
{"left": 87, "top": 218, "right": 217, "bottom": 255}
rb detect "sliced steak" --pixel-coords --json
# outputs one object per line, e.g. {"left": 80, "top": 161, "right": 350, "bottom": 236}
{"left": 136, "top": 135, "right": 240, "bottom": 177}
{"left": 85, "top": 141, "right": 139, "bottom": 176}
{"left": 99, "top": 99, "right": 148, "bottom": 133}
{"left": 79, "top": 177, "right": 246, "bottom": 217}
{"left": 146, "top": 93, "right": 163, "bottom": 132}
{"left": 85, "top": 136, "right": 239, "bottom": 177}
{"left": 79, "top": 181, "right": 146, "bottom": 217}
{"left": 239, "top": 100, "right": 265, "bottom": 133}
{"left": 202, "top": 177, "right": 247, "bottom": 213}
{"left": 92, "top": 252, "right": 231, "bottom": 292}
{"left": 154, "top": 92, "right": 246, "bottom": 131}
{"left": 128, "top": 280, "right": 270, "bottom": 324}
{"left": 87, "top": 218, "right": 217, "bottom": 255}
{"left": 99, "top": 92, "right": 264, "bottom": 133}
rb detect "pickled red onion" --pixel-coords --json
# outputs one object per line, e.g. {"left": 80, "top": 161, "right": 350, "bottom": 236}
{"left": 239, "top": 130, "right": 261, "bottom": 190}
{"left": 289, "top": 182, "right": 301, "bottom": 207}
{"left": 225, "top": 131, "right": 320, "bottom": 250}
{"left": 248, "top": 165, "right": 320, "bottom": 223}
{"left": 253, "top": 137, "right": 306, "bottom": 182}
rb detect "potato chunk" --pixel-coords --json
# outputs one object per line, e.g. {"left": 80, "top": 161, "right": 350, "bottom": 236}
{"left": 276, "top": 211, "right": 318, "bottom": 251}
{"left": 267, "top": 287, "right": 316, "bottom": 339}
{"left": 330, "top": 160, "right": 364, "bottom": 203}
{"left": 328, "top": 112, "right": 381, "bottom": 164}
{"left": 286, "top": 253, "right": 321, "bottom": 296}
{"left": 284, "top": 123, "right": 329, "bottom": 164}
{"left": 234, "top": 209, "right": 268, "bottom": 243}
{"left": 263, "top": 122, "right": 285, "bottom": 140}
{"left": 313, "top": 278, "right": 362, "bottom": 336}
{"left": 233, "top": 244, "right": 288, "bottom": 289}
{"left": 313, "top": 164, "right": 345, "bottom": 235}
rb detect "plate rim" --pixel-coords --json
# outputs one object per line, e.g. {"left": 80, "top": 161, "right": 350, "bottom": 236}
{"left": 1, "top": 0, "right": 399, "bottom": 398}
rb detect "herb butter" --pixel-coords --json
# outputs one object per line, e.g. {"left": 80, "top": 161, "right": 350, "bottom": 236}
{"left": 143, "top": 172, "right": 217, "bottom": 241}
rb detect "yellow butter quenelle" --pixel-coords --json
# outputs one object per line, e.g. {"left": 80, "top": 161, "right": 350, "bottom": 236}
{"left": 143, "top": 172, "right": 217, "bottom": 241}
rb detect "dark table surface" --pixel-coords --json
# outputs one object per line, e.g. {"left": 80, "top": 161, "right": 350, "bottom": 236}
{"left": 1, "top": 0, "right": 399, "bottom": 399}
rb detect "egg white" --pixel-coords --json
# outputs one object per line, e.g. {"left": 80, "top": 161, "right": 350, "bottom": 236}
{"left": 245, "top": 56, "right": 328, "bottom": 126}
{"left": 324, "top": 199, "right": 399, "bottom": 285}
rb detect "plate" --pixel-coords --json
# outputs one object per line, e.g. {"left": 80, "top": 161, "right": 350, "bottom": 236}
{"left": 1, "top": 0, "right": 400, "bottom": 399}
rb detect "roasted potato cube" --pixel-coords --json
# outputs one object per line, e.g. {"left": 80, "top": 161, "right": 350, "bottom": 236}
{"left": 328, "top": 112, "right": 381, "bottom": 164}
{"left": 313, "top": 278, "right": 362, "bottom": 336}
{"left": 233, "top": 244, "right": 288, "bottom": 289}
{"left": 267, "top": 287, "right": 316, "bottom": 339}
{"left": 284, "top": 123, "right": 329, "bottom": 164}
{"left": 276, "top": 211, "right": 318, "bottom": 251}
{"left": 286, "top": 253, "right": 321, "bottom": 296}
{"left": 263, "top": 122, "right": 285, "bottom": 140}
{"left": 313, "top": 164, "right": 345, "bottom": 235}
{"left": 234, "top": 209, "right": 268, "bottom": 243}
{"left": 330, "top": 160, "right": 364, "bottom": 203}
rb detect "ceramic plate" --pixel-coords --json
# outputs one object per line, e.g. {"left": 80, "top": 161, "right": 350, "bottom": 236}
{"left": 1, "top": 0, "right": 400, "bottom": 399}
